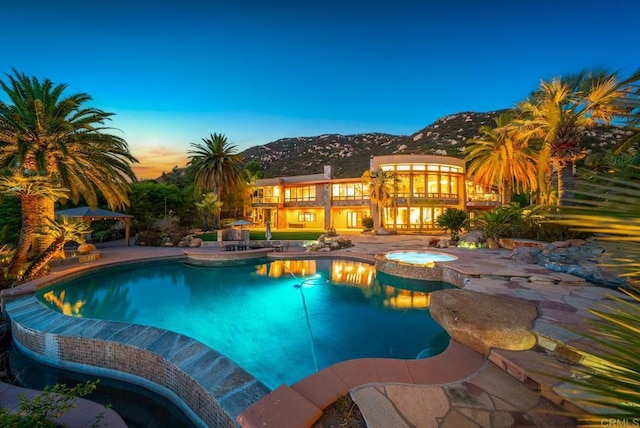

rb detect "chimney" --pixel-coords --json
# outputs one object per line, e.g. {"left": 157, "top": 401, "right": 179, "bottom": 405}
{"left": 323, "top": 165, "right": 332, "bottom": 179}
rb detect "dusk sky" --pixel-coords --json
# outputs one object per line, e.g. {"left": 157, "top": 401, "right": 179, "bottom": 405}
{"left": 2, "top": 0, "right": 638, "bottom": 179}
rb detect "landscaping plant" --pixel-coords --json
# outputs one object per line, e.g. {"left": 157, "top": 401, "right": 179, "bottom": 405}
{"left": 435, "top": 208, "right": 467, "bottom": 241}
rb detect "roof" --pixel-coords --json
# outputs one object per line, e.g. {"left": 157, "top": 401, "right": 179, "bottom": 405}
{"left": 55, "top": 206, "right": 133, "bottom": 219}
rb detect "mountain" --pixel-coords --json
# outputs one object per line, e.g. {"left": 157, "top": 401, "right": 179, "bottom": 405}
{"left": 160, "top": 110, "right": 634, "bottom": 181}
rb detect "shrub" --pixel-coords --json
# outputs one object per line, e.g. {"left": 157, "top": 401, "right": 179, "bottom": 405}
{"left": 436, "top": 208, "right": 468, "bottom": 241}
{"left": 0, "top": 380, "right": 102, "bottom": 427}
{"left": 362, "top": 216, "right": 374, "bottom": 232}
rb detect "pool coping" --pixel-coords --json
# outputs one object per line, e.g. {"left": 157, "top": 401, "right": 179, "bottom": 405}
{"left": 1, "top": 248, "right": 485, "bottom": 427}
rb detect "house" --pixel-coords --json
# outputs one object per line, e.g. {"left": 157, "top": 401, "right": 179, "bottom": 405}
{"left": 251, "top": 154, "right": 500, "bottom": 232}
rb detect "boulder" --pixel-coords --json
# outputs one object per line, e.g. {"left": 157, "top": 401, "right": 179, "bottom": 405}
{"left": 459, "top": 229, "right": 485, "bottom": 244}
{"left": 436, "top": 239, "right": 449, "bottom": 248}
{"left": 430, "top": 289, "right": 538, "bottom": 356}
{"left": 485, "top": 237, "right": 499, "bottom": 249}
{"left": 76, "top": 243, "right": 97, "bottom": 254}
{"left": 189, "top": 238, "right": 203, "bottom": 248}
{"left": 498, "top": 238, "right": 545, "bottom": 250}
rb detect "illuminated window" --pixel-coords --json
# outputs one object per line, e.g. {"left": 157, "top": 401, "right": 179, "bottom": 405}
{"left": 332, "top": 183, "right": 367, "bottom": 200}
{"left": 412, "top": 174, "right": 426, "bottom": 197}
{"left": 285, "top": 186, "right": 316, "bottom": 202}
{"left": 298, "top": 212, "right": 315, "bottom": 222}
{"left": 397, "top": 174, "right": 410, "bottom": 197}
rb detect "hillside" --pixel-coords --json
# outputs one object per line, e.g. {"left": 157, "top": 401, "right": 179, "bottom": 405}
{"left": 160, "top": 110, "right": 633, "bottom": 181}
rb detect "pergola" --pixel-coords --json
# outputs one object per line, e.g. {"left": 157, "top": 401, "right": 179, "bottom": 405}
{"left": 55, "top": 206, "right": 133, "bottom": 247}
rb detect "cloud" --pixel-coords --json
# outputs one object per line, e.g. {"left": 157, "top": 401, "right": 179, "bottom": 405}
{"left": 131, "top": 146, "right": 189, "bottom": 180}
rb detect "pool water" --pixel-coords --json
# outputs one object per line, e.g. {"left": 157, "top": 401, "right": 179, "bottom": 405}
{"left": 386, "top": 251, "right": 458, "bottom": 265}
{"left": 37, "top": 259, "right": 450, "bottom": 389}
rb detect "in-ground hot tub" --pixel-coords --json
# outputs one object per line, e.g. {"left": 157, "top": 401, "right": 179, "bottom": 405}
{"left": 385, "top": 250, "right": 457, "bottom": 266}
{"left": 376, "top": 250, "right": 460, "bottom": 283}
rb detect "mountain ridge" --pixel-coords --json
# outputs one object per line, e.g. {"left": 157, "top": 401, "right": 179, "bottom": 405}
{"left": 159, "top": 110, "right": 632, "bottom": 181}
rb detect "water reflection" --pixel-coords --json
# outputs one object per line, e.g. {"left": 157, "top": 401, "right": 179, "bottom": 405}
{"left": 42, "top": 290, "right": 85, "bottom": 316}
{"left": 254, "top": 259, "right": 448, "bottom": 310}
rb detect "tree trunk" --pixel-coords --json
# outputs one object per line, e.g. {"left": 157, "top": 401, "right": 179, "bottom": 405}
{"left": 8, "top": 194, "right": 39, "bottom": 277}
{"left": 20, "top": 238, "right": 65, "bottom": 283}
{"left": 558, "top": 162, "right": 575, "bottom": 206}
{"left": 502, "top": 180, "right": 512, "bottom": 205}
{"left": 30, "top": 196, "right": 55, "bottom": 256}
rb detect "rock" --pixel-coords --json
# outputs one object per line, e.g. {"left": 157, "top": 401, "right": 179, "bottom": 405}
{"left": 485, "top": 237, "right": 499, "bottom": 249}
{"left": 376, "top": 227, "right": 397, "bottom": 235}
{"left": 565, "top": 239, "right": 587, "bottom": 247}
{"left": 459, "top": 230, "right": 485, "bottom": 244}
{"left": 499, "top": 238, "right": 545, "bottom": 250}
{"left": 76, "top": 244, "right": 97, "bottom": 254}
{"left": 430, "top": 289, "right": 538, "bottom": 356}
{"left": 550, "top": 240, "right": 570, "bottom": 249}
{"left": 189, "top": 238, "right": 203, "bottom": 248}
{"left": 510, "top": 247, "right": 540, "bottom": 265}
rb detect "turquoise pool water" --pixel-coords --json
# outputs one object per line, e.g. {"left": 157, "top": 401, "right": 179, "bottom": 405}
{"left": 37, "top": 258, "right": 450, "bottom": 389}
{"left": 386, "top": 251, "right": 458, "bottom": 265}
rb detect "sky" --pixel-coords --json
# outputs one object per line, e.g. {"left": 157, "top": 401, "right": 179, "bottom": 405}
{"left": 2, "top": 0, "right": 639, "bottom": 179}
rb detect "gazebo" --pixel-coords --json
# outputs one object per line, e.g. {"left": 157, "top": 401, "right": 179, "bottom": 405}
{"left": 55, "top": 206, "right": 133, "bottom": 247}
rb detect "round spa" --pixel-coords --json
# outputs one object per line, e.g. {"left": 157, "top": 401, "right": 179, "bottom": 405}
{"left": 375, "top": 250, "right": 458, "bottom": 282}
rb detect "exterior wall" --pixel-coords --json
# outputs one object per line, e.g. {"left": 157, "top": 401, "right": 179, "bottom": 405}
{"left": 250, "top": 155, "right": 496, "bottom": 232}
{"left": 370, "top": 155, "right": 466, "bottom": 231}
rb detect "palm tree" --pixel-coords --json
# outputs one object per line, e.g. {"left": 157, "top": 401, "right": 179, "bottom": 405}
{"left": 0, "top": 70, "right": 138, "bottom": 266}
{"left": 194, "top": 192, "right": 223, "bottom": 232}
{"left": 0, "top": 175, "right": 69, "bottom": 278}
{"left": 20, "top": 216, "right": 92, "bottom": 283}
{"left": 187, "top": 133, "right": 243, "bottom": 229}
{"left": 361, "top": 167, "right": 400, "bottom": 229}
{"left": 517, "top": 69, "right": 640, "bottom": 205}
{"left": 0, "top": 244, "right": 13, "bottom": 289}
{"left": 465, "top": 112, "right": 538, "bottom": 204}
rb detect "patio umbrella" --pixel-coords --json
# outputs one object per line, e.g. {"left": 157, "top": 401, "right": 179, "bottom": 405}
{"left": 227, "top": 219, "right": 255, "bottom": 228}
{"left": 265, "top": 220, "right": 272, "bottom": 241}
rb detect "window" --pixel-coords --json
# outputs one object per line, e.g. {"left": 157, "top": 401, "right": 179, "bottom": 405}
{"left": 332, "top": 183, "right": 367, "bottom": 200}
{"left": 285, "top": 186, "right": 316, "bottom": 202}
{"left": 298, "top": 212, "right": 315, "bottom": 222}
{"left": 397, "top": 174, "right": 410, "bottom": 197}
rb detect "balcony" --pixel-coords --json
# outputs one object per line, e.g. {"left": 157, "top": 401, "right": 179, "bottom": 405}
{"left": 466, "top": 193, "right": 501, "bottom": 208}
{"left": 252, "top": 196, "right": 280, "bottom": 206}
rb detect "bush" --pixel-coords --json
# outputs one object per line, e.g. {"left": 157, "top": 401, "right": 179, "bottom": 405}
{"left": 436, "top": 208, "right": 468, "bottom": 240}
{"left": 0, "top": 380, "right": 101, "bottom": 427}
{"left": 362, "top": 216, "right": 374, "bottom": 232}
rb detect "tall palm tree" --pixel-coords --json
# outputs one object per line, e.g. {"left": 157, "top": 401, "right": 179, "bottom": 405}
{"left": 187, "top": 133, "right": 243, "bottom": 229}
{"left": 361, "top": 167, "right": 399, "bottom": 229}
{"left": 517, "top": 69, "right": 640, "bottom": 205}
{"left": 465, "top": 112, "right": 538, "bottom": 204}
{"left": 0, "top": 175, "right": 69, "bottom": 278}
{"left": 0, "top": 70, "right": 138, "bottom": 267}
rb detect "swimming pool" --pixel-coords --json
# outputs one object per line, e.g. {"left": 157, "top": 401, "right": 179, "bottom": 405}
{"left": 37, "top": 258, "right": 450, "bottom": 389}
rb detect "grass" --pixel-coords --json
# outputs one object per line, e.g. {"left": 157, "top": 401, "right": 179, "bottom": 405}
{"left": 195, "top": 231, "right": 324, "bottom": 241}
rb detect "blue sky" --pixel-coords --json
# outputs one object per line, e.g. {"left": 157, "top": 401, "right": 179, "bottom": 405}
{"left": 2, "top": 0, "right": 638, "bottom": 178}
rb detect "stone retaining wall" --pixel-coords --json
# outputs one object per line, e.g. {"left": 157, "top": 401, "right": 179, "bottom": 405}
{"left": 6, "top": 296, "right": 270, "bottom": 428}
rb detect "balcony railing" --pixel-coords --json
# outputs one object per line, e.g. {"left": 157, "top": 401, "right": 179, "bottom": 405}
{"left": 252, "top": 197, "right": 280, "bottom": 204}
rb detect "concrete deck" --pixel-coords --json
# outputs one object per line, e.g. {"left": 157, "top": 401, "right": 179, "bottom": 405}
{"left": 1, "top": 233, "right": 626, "bottom": 427}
